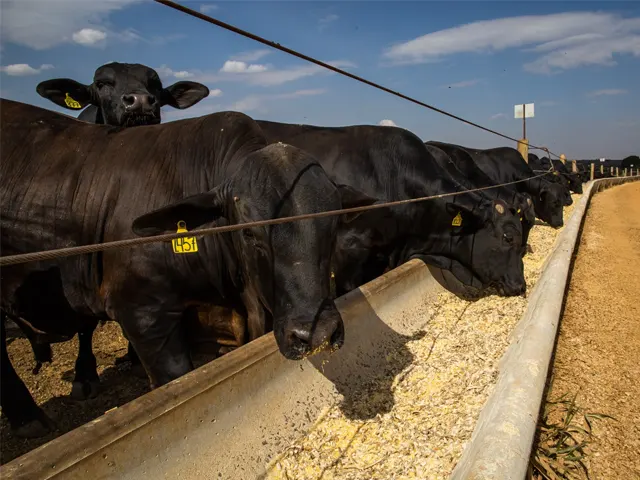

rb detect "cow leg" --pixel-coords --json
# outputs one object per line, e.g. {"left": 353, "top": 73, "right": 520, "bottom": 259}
{"left": 3, "top": 309, "right": 54, "bottom": 374}
{"left": 522, "top": 220, "right": 534, "bottom": 255}
{"left": 70, "top": 318, "right": 100, "bottom": 400}
{"left": 0, "top": 317, "right": 54, "bottom": 438}
{"left": 119, "top": 309, "right": 193, "bottom": 388}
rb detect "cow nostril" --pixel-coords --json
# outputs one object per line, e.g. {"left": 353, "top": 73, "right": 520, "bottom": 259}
{"left": 122, "top": 94, "right": 135, "bottom": 107}
{"left": 290, "top": 326, "right": 312, "bottom": 345}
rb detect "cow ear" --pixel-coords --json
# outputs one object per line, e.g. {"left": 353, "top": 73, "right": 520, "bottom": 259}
{"left": 336, "top": 184, "right": 379, "bottom": 224}
{"left": 36, "top": 79, "right": 92, "bottom": 110}
{"left": 132, "top": 187, "right": 226, "bottom": 237}
{"left": 161, "top": 81, "right": 210, "bottom": 109}
{"left": 445, "top": 202, "right": 483, "bottom": 231}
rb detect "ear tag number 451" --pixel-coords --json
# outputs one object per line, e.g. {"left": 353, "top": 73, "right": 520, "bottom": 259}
{"left": 172, "top": 221, "right": 198, "bottom": 254}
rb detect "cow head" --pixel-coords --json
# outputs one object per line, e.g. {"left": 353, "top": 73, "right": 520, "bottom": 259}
{"left": 547, "top": 173, "right": 573, "bottom": 206}
{"left": 447, "top": 199, "right": 526, "bottom": 297}
{"left": 328, "top": 185, "right": 397, "bottom": 296}
{"left": 512, "top": 193, "right": 535, "bottom": 227}
{"left": 36, "top": 62, "right": 209, "bottom": 127}
{"left": 533, "top": 181, "right": 565, "bottom": 228}
{"left": 131, "top": 144, "right": 376, "bottom": 360}
{"left": 566, "top": 173, "right": 583, "bottom": 194}
{"left": 406, "top": 198, "right": 526, "bottom": 300}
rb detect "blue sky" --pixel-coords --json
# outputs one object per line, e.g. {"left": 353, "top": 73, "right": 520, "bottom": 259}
{"left": 1, "top": 0, "right": 639, "bottom": 159}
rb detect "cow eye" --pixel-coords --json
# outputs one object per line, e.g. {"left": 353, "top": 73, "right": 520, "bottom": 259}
{"left": 503, "top": 233, "right": 514, "bottom": 244}
{"left": 243, "top": 229, "right": 255, "bottom": 240}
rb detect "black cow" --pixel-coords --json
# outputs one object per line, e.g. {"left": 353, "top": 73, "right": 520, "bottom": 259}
{"left": 575, "top": 162, "right": 590, "bottom": 182}
{"left": 528, "top": 154, "right": 581, "bottom": 197}
{"left": 255, "top": 120, "right": 527, "bottom": 301}
{"left": 551, "top": 159, "right": 583, "bottom": 194}
{"left": 36, "top": 62, "right": 209, "bottom": 127}
{"left": 425, "top": 141, "right": 536, "bottom": 253}
{"left": 448, "top": 145, "right": 568, "bottom": 228}
{"left": 0, "top": 98, "right": 365, "bottom": 437}
{"left": 15, "top": 63, "right": 210, "bottom": 397}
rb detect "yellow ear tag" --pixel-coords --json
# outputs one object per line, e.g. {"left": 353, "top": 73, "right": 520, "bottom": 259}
{"left": 172, "top": 221, "right": 198, "bottom": 254}
{"left": 451, "top": 212, "right": 463, "bottom": 227}
{"left": 64, "top": 93, "right": 82, "bottom": 109}
{"left": 553, "top": 171, "right": 559, "bottom": 176}
{"left": 517, "top": 208, "right": 521, "bottom": 214}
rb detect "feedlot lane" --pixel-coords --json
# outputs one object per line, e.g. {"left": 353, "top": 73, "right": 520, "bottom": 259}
{"left": 544, "top": 181, "right": 640, "bottom": 480}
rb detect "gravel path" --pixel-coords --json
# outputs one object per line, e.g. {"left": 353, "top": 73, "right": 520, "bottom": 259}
{"left": 538, "top": 182, "right": 640, "bottom": 480}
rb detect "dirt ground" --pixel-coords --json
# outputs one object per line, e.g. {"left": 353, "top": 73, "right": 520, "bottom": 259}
{"left": 541, "top": 181, "right": 640, "bottom": 479}
{"left": 0, "top": 321, "right": 216, "bottom": 464}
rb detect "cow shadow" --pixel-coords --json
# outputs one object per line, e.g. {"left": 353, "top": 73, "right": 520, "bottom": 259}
{"left": 306, "top": 288, "right": 425, "bottom": 421}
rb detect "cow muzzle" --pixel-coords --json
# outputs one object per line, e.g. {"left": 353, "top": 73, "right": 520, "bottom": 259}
{"left": 279, "top": 302, "right": 345, "bottom": 360}
{"left": 549, "top": 216, "right": 564, "bottom": 229}
{"left": 120, "top": 93, "right": 160, "bottom": 126}
{"left": 497, "top": 280, "right": 527, "bottom": 297}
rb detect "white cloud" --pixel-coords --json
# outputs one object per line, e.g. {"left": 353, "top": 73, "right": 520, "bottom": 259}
{"left": 220, "top": 60, "right": 268, "bottom": 74}
{"left": 230, "top": 89, "right": 326, "bottom": 113}
{"left": 442, "top": 79, "right": 480, "bottom": 89}
{"left": 200, "top": 4, "right": 218, "bottom": 14}
{"left": 0, "top": 1, "right": 181, "bottom": 50}
{"left": 0, "top": 63, "right": 54, "bottom": 76}
{"left": 240, "top": 62, "right": 355, "bottom": 87}
{"left": 0, "top": 0, "right": 142, "bottom": 50}
{"left": 230, "top": 49, "right": 272, "bottom": 63}
{"left": 173, "top": 70, "right": 194, "bottom": 79}
{"left": 382, "top": 12, "right": 640, "bottom": 75}
{"left": 379, "top": 119, "right": 397, "bottom": 127}
{"left": 587, "top": 89, "right": 628, "bottom": 97}
{"left": 156, "top": 65, "right": 198, "bottom": 81}
{"left": 159, "top": 59, "right": 356, "bottom": 87}
{"left": 72, "top": 28, "right": 107, "bottom": 46}
{"left": 490, "top": 113, "right": 508, "bottom": 120}
{"left": 318, "top": 14, "right": 339, "bottom": 31}
{"left": 163, "top": 89, "right": 326, "bottom": 120}
{"left": 208, "top": 89, "right": 223, "bottom": 98}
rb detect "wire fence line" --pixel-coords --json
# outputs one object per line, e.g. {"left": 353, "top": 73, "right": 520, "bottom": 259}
{"left": 153, "top": 0, "right": 565, "bottom": 159}
{"left": 0, "top": 169, "right": 554, "bottom": 267}
{"left": 0, "top": 5, "right": 570, "bottom": 266}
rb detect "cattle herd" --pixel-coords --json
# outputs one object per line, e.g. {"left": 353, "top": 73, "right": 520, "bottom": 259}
{"left": 0, "top": 62, "right": 584, "bottom": 442}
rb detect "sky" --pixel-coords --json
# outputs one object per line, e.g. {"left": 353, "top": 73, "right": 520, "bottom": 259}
{"left": 1, "top": 0, "right": 639, "bottom": 160}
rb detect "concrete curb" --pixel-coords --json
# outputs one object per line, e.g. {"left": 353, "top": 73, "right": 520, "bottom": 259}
{"left": 449, "top": 176, "right": 640, "bottom": 480}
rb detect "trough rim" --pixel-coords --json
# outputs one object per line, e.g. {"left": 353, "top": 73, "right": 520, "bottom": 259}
{"left": 449, "top": 176, "right": 640, "bottom": 480}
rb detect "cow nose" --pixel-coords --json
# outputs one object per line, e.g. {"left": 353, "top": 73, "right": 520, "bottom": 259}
{"left": 499, "top": 276, "right": 526, "bottom": 297}
{"left": 121, "top": 93, "right": 157, "bottom": 111}
{"left": 282, "top": 304, "right": 345, "bottom": 360}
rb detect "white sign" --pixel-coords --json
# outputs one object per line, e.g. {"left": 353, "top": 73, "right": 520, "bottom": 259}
{"left": 514, "top": 103, "right": 535, "bottom": 119}
{"left": 599, "top": 158, "right": 606, "bottom": 162}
